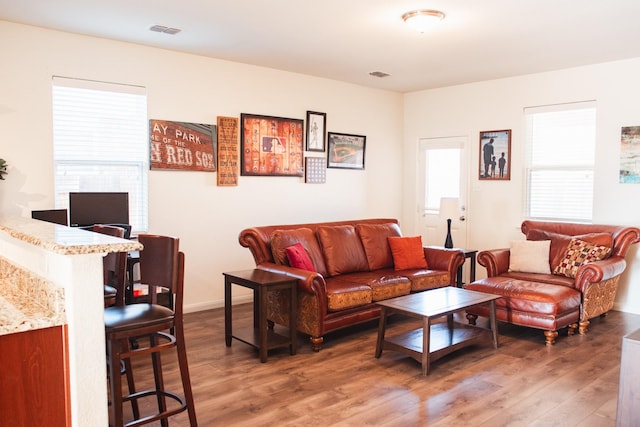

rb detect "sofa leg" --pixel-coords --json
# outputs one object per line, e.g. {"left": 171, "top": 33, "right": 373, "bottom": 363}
{"left": 567, "top": 323, "right": 578, "bottom": 335}
{"left": 544, "top": 330, "right": 558, "bottom": 345}
{"left": 466, "top": 313, "right": 478, "bottom": 326}
{"left": 600, "top": 312, "right": 608, "bottom": 318}
{"left": 579, "top": 320, "right": 590, "bottom": 335}
{"left": 267, "top": 320, "right": 275, "bottom": 330}
{"left": 310, "top": 336, "right": 323, "bottom": 352}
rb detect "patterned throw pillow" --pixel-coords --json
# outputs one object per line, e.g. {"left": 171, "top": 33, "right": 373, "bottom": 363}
{"left": 553, "top": 238, "right": 612, "bottom": 278}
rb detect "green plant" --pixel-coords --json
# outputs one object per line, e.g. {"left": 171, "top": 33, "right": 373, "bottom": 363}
{"left": 0, "top": 158, "right": 7, "bottom": 180}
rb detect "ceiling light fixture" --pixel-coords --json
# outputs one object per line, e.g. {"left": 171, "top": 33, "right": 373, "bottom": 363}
{"left": 402, "top": 9, "right": 445, "bottom": 33}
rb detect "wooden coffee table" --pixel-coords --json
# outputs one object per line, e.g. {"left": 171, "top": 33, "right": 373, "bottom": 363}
{"left": 375, "top": 286, "right": 500, "bottom": 376}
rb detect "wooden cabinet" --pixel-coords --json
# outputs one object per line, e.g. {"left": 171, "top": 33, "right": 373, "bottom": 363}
{"left": 0, "top": 326, "right": 70, "bottom": 426}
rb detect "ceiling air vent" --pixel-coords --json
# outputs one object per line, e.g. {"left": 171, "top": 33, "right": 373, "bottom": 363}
{"left": 149, "top": 25, "right": 181, "bottom": 35}
{"left": 369, "top": 71, "right": 390, "bottom": 78}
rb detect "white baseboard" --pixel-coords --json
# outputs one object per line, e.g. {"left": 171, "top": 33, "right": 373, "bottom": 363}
{"left": 184, "top": 294, "right": 253, "bottom": 314}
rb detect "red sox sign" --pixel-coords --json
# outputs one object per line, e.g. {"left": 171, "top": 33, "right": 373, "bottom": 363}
{"left": 150, "top": 119, "right": 217, "bottom": 172}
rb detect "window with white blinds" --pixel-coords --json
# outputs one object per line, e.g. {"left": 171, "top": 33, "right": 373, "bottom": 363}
{"left": 52, "top": 77, "right": 149, "bottom": 232}
{"left": 524, "top": 101, "right": 596, "bottom": 222}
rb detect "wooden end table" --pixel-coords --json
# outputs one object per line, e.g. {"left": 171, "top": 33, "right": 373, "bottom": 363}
{"left": 456, "top": 248, "right": 478, "bottom": 288}
{"left": 375, "top": 286, "right": 500, "bottom": 376}
{"left": 224, "top": 269, "right": 298, "bottom": 362}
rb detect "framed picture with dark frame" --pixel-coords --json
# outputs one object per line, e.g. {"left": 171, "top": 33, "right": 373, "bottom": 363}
{"left": 306, "top": 111, "right": 326, "bottom": 152}
{"left": 240, "top": 113, "right": 304, "bottom": 176}
{"left": 327, "top": 132, "right": 366, "bottom": 169}
{"left": 479, "top": 129, "right": 511, "bottom": 180}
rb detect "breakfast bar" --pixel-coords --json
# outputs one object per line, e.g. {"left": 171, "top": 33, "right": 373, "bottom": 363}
{"left": 0, "top": 216, "right": 141, "bottom": 426}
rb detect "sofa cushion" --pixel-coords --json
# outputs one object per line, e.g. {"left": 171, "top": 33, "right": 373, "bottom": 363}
{"left": 388, "top": 236, "right": 428, "bottom": 270}
{"left": 270, "top": 228, "right": 328, "bottom": 276}
{"left": 553, "top": 238, "right": 612, "bottom": 278}
{"left": 333, "top": 271, "right": 412, "bottom": 302}
{"left": 356, "top": 223, "right": 402, "bottom": 270}
{"left": 324, "top": 277, "right": 372, "bottom": 311}
{"left": 404, "top": 270, "right": 450, "bottom": 291}
{"left": 285, "top": 243, "right": 316, "bottom": 272}
{"left": 508, "top": 240, "right": 551, "bottom": 274}
{"left": 317, "top": 225, "right": 369, "bottom": 277}
{"left": 526, "top": 229, "right": 613, "bottom": 270}
{"left": 465, "top": 277, "right": 581, "bottom": 316}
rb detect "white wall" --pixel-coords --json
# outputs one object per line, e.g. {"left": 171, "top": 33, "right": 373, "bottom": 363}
{"left": 403, "top": 58, "right": 640, "bottom": 314}
{"left": 0, "top": 21, "right": 404, "bottom": 311}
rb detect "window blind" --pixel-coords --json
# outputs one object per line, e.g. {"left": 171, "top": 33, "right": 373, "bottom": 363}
{"left": 524, "top": 101, "right": 596, "bottom": 222}
{"left": 52, "top": 77, "right": 148, "bottom": 232}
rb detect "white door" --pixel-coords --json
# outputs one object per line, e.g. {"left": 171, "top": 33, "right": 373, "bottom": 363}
{"left": 417, "top": 136, "right": 469, "bottom": 249}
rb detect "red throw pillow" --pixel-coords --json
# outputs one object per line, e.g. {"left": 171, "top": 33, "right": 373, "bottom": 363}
{"left": 388, "top": 236, "right": 428, "bottom": 270}
{"left": 285, "top": 243, "right": 316, "bottom": 272}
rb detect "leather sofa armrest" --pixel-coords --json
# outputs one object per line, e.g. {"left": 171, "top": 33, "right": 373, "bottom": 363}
{"left": 574, "top": 256, "right": 627, "bottom": 293}
{"left": 477, "top": 248, "right": 510, "bottom": 276}
{"left": 256, "top": 262, "right": 326, "bottom": 297}
{"left": 424, "top": 247, "right": 465, "bottom": 281}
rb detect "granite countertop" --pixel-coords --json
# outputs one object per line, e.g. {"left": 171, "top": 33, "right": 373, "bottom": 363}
{"left": 0, "top": 215, "right": 143, "bottom": 254}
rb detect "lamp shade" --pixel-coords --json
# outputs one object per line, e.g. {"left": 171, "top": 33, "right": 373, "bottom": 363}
{"left": 439, "top": 197, "right": 460, "bottom": 220}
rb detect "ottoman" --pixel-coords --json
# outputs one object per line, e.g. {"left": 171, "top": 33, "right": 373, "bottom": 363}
{"left": 464, "top": 277, "right": 581, "bottom": 345}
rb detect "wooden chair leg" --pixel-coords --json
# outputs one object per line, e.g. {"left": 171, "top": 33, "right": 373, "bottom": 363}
{"left": 108, "top": 338, "right": 124, "bottom": 427}
{"left": 150, "top": 335, "right": 168, "bottom": 427}
{"left": 176, "top": 327, "right": 197, "bottom": 426}
{"left": 567, "top": 323, "right": 578, "bottom": 336}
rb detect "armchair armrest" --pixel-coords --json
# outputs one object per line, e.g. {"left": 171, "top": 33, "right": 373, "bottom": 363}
{"left": 477, "top": 248, "right": 510, "bottom": 276}
{"left": 574, "top": 256, "right": 627, "bottom": 293}
{"left": 424, "top": 247, "right": 465, "bottom": 281}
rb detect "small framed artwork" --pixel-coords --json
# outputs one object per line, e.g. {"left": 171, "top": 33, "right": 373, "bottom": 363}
{"left": 479, "top": 129, "right": 511, "bottom": 180}
{"left": 240, "top": 113, "right": 304, "bottom": 176}
{"left": 305, "top": 157, "right": 326, "bottom": 183}
{"left": 306, "top": 111, "right": 326, "bottom": 152}
{"left": 327, "top": 132, "right": 366, "bottom": 169}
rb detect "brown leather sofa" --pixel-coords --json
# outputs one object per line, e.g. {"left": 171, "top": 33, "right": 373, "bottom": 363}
{"left": 465, "top": 220, "right": 640, "bottom": 344}
{"left": 239, "top": 218, "right": 465, "bottom": 351}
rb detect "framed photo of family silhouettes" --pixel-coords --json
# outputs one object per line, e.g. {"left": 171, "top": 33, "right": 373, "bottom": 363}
{"left": 479, "top": 129, "right": 511, "bottom": 180}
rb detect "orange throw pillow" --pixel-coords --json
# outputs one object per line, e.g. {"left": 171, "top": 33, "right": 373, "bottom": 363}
{"left": 388, "top": 236, "right": 428, "bottom": 270}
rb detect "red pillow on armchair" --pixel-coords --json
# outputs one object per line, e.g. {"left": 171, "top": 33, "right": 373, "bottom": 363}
{"left": 285, "top": 243, "right": 316, "bottom": 272}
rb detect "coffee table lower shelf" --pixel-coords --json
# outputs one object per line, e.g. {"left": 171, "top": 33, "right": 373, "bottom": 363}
{"left": 381, "top": 322, "right": 492, "bottom": 371}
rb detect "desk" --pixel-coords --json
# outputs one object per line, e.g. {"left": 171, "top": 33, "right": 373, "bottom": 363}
{"left": 456, "top": 248, "right": 478, "bottom": 288}
{"left": 224, "top": 269, "right": 298, "bottom": 362}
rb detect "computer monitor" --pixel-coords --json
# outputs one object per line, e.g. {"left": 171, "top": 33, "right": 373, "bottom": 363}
{"left": 31, "top": 209, "right": 69, "bottom": 226}
{"left": 69, "top": 192, "right": 129, "bottom": 228}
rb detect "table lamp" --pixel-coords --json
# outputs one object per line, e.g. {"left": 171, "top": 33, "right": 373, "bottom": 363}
{"left": 439, "top": 197, "right": 459, "bottom": 249}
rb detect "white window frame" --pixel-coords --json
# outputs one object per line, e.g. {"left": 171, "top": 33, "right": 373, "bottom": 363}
{"left": 52, "top": 77, "right": 149, "bottom": 232}
{"left": 524, "top": 101, "right": 596, "bottom": 223}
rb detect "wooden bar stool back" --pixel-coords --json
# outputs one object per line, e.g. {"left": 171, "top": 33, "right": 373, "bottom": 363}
{"left": 104, "top": 234, "right": 197, "bottom": 426}
{"left": 92, "top": 224, "right": 128, "bottom": 308}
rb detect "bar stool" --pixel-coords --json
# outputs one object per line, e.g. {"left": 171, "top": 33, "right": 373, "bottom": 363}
{"left": 104, "top": 234, "right": 197, "bottom": 426}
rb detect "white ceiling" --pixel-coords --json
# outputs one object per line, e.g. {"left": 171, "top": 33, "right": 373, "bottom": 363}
{"left": 2, "top": 1, "right": 640, "bottom": 93}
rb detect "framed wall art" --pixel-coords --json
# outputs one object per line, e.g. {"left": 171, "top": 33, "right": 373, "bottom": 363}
{"left": 327, "top": 132, "right": 366, "bottom": 170}
{"left": 240, "top": 113, "right": 304, "bottom": 176}
{"left": 306, "top": 111, "right": 326, "bottom": 152}
{"left": 149, "top": 119, "right": 217, "bottom": 172}
{"left": 479, "top": 129, "right": 511, "bottom": 180}
{"left": 305, "top": 156, "right": 326, "bottom": 183}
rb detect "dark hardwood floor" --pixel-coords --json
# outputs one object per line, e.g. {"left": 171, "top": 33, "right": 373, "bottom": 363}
{"left": 120, "top": 303, "right": 640, "bottom": 426}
